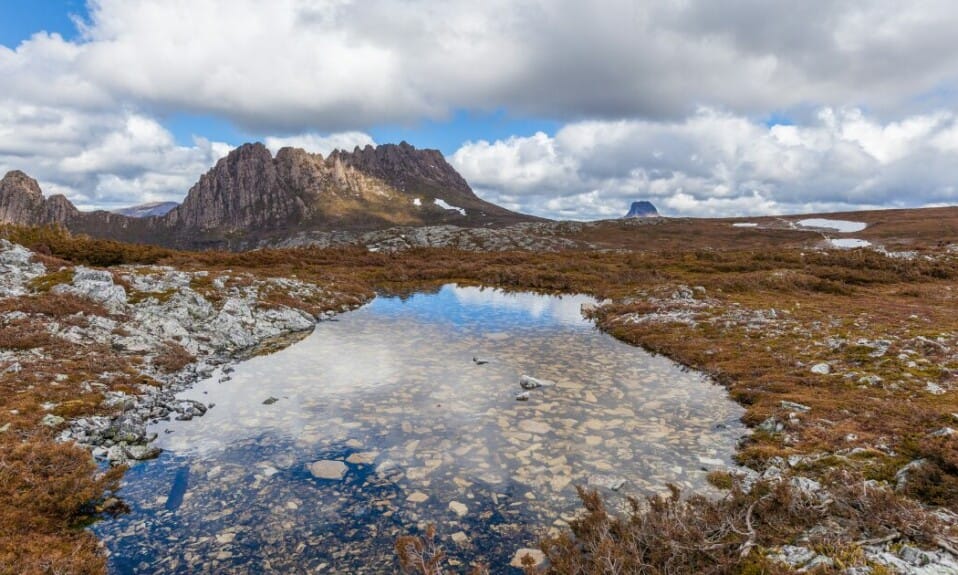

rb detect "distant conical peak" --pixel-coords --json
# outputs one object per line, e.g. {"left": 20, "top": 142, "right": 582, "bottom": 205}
{"left": 624, "top": 200, "right": 659, "bottom": 218}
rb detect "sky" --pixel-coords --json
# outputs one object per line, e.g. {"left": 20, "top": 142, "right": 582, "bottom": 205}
{"left": 2, "top": 1, "right": 958, "bottom": 219}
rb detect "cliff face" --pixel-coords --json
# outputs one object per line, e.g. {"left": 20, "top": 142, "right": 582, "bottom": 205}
{"left": 165, "top": 143, "right": 306, "bottom": 233}
{"left": 0, "top": 171, "right": 47, "bottom": 227}
{"left": 333, "top": 142, "right": 470, "bottom": 199}
{"left": 0, "top": 142, "right": 536, "bottom": 249}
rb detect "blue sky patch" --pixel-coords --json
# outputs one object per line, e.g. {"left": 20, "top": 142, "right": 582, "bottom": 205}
{"left": 0, "top": 0, "right": 87, "bottom": 47}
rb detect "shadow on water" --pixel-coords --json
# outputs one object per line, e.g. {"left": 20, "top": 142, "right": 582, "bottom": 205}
{"left": 164, "top": 467, "right": 189, "bottom": 512}
{"left": 93, "top": 285, "right": 747, "bottom": 574}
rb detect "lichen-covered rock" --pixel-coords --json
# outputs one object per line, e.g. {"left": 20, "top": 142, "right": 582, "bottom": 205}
{"left": 0, "top": 239, "right": 45, "bottom": 296}
{"left": 53, "top": 266, "right": 127, "bottom": 309}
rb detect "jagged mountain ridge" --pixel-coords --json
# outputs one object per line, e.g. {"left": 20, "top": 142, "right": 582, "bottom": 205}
{"left": 112, "top": 202, "right": 179, "bottom": 218}
{"left": 0, "top": 142, "right": 535, "bottom": 249}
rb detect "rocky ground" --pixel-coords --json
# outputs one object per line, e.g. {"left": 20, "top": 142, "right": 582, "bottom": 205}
{"left": 3, "top": 229, "right": 958, "bottom": 574}
{"left": 585, "top": 257, "right": 958, "bottom": 573}
{"left": 263, "top": 218, "right": 669, "bottom": 252}
{"left": 0, "top": 239, "right": 364, "bottom": 466}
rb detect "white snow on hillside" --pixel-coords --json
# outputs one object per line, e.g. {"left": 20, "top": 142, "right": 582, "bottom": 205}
{"left": 797, "top": 219, "right": 867, "bottom": 233}
{"left": 434, "top": 198, "right": 466, "bottom": 216}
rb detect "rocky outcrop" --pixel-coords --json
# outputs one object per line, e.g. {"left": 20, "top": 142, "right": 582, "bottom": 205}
{"left": 43, "top": 194, "right": 81, "bottom": 223}
{"left": 624, "top": 200, "right": 659, "bottom": 218}
{"left": 0, "top": 142, "right": 536, "bottom": 249}
{"left": 0, "top": 171, "right": 47, "bottom": 226}
{"left": 165, "top": 143, "right": 305, "bottom": 233}
{"left": 262, "top": 216, "right": 669, "bottom": 252}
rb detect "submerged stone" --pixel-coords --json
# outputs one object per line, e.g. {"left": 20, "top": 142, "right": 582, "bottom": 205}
{"left": 519, "top": 375, "right": 555, "bottom": 389}
{"left": 448, "top": 501, "right": 468, "bottom": 517}
{"left": 510, "top": 548, "right": 546, "bottom": 569}
{"left": 406, "top": 491, "right": 429, "bottom": 503}
{"left": 346, "top": 451, "right": 379, "bottom": 465}
{"left": 588, "top": 474, "right": 627, "bottom": 491}
{"left": 308, "top": 460, "right": 348, "bottom": 480}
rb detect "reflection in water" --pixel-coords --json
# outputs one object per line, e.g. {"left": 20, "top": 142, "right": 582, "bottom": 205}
{"left": 93, "top": 285, "right": 746, "bottom": 574}
{"left": 163, "top": 467, "right": 189, "bottom": 512}
{"left": 451, "top": 286, "right": 590, "bottom": 325}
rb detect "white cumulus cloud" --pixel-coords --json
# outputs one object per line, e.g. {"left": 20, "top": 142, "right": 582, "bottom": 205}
{"left": 0, "top": 103, "right": 233, "bottom": 209}
{"left": 9, "top": 0, "right": 958, "bottom": 130}
{"left": 264, "top": 132, "right": 376, "bottom": 156}
{"left": 453, "top": 108, "right": 958, "bottom": 219}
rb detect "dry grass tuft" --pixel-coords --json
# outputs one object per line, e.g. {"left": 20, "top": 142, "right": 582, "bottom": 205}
{"left": 0, "top": 439, "right": 124, "bottom": 575}
{"left": 902, "top": 434, "right": 958, "bottom": 510}
{"left": 27, "top": 268, "right": 75, "bottom": 293}
{"left": 152, "top": 341, "right": 195, "bottom": 373}
{"left": 0, "top": 293, "right": 108, "bottom": 318}
{"left": 1, "top": 225, "right": 171, "bottom": 266}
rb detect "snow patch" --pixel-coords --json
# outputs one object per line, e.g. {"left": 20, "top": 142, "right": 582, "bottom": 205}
{"left": 828, "top": 238, "right": 871, "bottom": 249}
{"left": 797, "top": 219, "right": 867, "bottom": 233}
{"left": 412, "top": 198, "right": 422, "bottom": 207}
{"left": 434, "top": 198, "right": 466, "bottom": 216}
{"left": 733, "top": 222, "right": 758, "bottom": 228}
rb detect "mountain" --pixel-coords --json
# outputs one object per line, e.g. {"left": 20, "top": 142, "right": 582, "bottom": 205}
{"left": 0, "top": 142, "right": 536, "bottom": 249}
{"left": 624, "top": 201, "right": 659, "bottom": 218}
{"left": 112, "top": 201, "right": 179, "bottom": 218}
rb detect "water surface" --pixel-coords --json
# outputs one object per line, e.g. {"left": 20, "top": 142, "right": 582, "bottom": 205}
{"left": 94, "top": 285, "right": 745, "bottom": 573}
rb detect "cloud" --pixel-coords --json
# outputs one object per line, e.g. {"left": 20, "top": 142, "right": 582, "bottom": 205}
{"left": 0, "top": 102, "right": 233, "bottom": 209}
{"left": 452, "top": 108, "right": 958, "bottom": 219}
{"left": 4, "top": 1, "right": 958, "bottom": 213}
{"left": 264, "top": 132, "right": 376, "bottom": 156}
{"left": 4, "top": 0, "right": 958, "bottom": 131}
{"left": 0, "top": 104, "right": 379, "bottom": 209}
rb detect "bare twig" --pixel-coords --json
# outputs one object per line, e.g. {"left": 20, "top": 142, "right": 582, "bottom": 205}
{"left": 934, "top": 536, "right": 958, "bottom": 557}
{"left": 855, "top": 531, "right": 901, "bottom": 546}
{"left": 738, "top": 500, "right": 759, "bottom": 558}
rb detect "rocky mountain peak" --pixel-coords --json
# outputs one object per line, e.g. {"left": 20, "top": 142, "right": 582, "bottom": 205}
{"left": 1, "top": 170, "right": 43, "bottom": 196}
{"left": 329, "top": 141, "right": 472, "bottom": 199}
{"left": 0, "top": 170, "right": 46, "bottom": 225}
{"left": 44, "top": 194, "right": 80, "bottom": 223}
{"left": 167, "top": 142, "right": 304, "bottom": 233}
{"left": 0, "top": 141, "right": 535, "bottom": 249}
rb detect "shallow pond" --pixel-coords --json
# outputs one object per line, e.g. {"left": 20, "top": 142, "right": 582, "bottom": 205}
{"left": 93, "top": 285, "right": 746, "bottom": 573}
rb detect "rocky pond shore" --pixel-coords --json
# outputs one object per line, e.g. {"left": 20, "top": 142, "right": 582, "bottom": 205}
{"left": 0, "top": 239, "right": 365, "bottom": 466}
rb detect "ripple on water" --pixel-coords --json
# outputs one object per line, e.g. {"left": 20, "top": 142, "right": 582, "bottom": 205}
{"left": 93, "top": 285, "right": 747, "bottom": 574}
